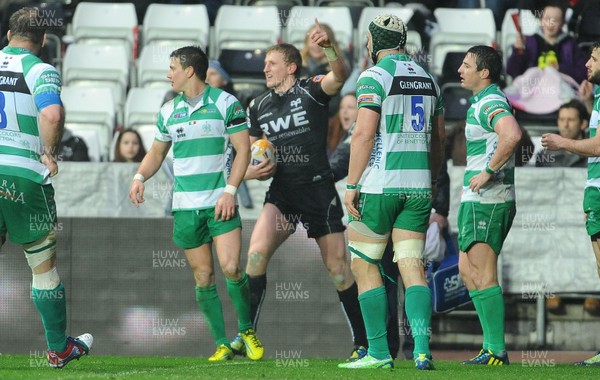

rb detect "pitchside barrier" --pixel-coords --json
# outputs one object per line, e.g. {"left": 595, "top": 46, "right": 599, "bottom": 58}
{"left": 0, "top": 162, "right": 598, "bottom": 356}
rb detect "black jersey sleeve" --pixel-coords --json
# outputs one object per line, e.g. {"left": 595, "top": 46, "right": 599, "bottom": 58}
{"left": 247, "top": 97, "right": 264, "bottom": 138}
{"left": 304, "top": 75, "right": 331, "bottom": 105}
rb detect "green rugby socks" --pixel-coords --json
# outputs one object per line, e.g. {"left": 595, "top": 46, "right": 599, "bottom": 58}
{"left": 195, "top": 285, "right": 229, "bottom": 347}
{"left": 358, "top": 286, "right": 389, "bottom": 359}
{"left": 226, "top": 272, "right": 253, "bottom": 332}
{"left": 405, "top": 285, "right": 432, "bottom": 358}
{"left": 32, "top": 283, "right": 67, "bottom": 352}
{"left": 479, "top": 285, "right": 506, "bottom": 354}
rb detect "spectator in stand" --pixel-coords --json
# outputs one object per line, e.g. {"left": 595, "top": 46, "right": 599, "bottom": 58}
{"left": 59, "top": 128, "right": 90, "bottom": 161}
{"left": 300, "top": 22, "right": 349, "bottom": 78}
{"left": 113, "top": 129, "right": 146, "bottom": 163}
{"left": 507, "top": 0, "right": 588, "bottom": 83}
{"left": 207, "top": 60, "right": 235, "bottom": 96}
{"left": 300, "top": 22, "right": 350, "bottom": 118}
{"left": 327, "top": 93, "right": 357, "bottom": 158}
{"left": 536, "top": 99, "right": 589, "bottom": 168}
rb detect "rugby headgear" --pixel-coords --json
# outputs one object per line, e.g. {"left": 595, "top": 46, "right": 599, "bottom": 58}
{"left": 368, "top": 14, "right": 407, "bottom": 64}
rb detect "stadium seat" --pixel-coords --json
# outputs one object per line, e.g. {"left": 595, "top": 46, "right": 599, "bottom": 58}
{"left": 212, "top": 5, "right": 281, "bottom": 58}
{"left": 285, "top": 6, "right": 353, "bottom": 53}
{"left": 137, "top": 43, "right": 181, "bottom": 89}
{"left": 500, "top": 9, "right": 539, "bottom": 67}
{"left": 574, "top": 3, "right": 600, "bottom": 53}
{"left": 356, "top": 7, "right": 419, "bottom": 61}
{"left": 219, "top": 48, "right": 266, "bottom": 83}
{"left": 236, "top": 0, "right": 303, "bottom": 27}
{"left": 433, "top": 8, "right": 496, "bottom": 42}
{"left": 69, "top": 128, "right": 103, "bottom": 163}
{"left": 429, "top": 33, "right": 494, "bottom": 79}
{"left": 441, "top": 84, "right": 471, "bottom": 121}
{"left": 125, "top": 88, "right": 169, "bottom": 130}
{"left": 135, "top": 125, "right": 161, "bottom": 156}
{"left": 439, "top": 51, "right": 466, "bottom": 86}
{"left": 142, "top": 4, "right": 210, "bottom": 50}
{"left": 314, "top": 0, "right": 380, "bottom": 6}
{"left": 428, "top": 8, "right": 496, "bottom": 79}
{"left": 61, "top": 87, "right": 116, "bottom": 161}
{"left": 71, "top": 2, "right": 138, "bottom": 62}
{"left": 62, "top": 44, "right": 130, "bottom": 125}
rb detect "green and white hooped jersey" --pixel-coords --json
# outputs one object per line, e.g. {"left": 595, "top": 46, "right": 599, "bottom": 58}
{"left": 155, "top": 86, "right": 247, "bottom": 211}
{"left": 586, "top": 86, "right": 600, "bottom": 189}
{"left": 461, "top": 84, "right": 515, "bottom": 204}
{"left": 355, "top": 54, "right": 443, "bottom": 194}
{"left": 0, "top": 46, "right": 63, "bottom": 185}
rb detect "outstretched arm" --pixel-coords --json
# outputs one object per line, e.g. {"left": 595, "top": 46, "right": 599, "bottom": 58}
{"left": 309, "top": 18, "right": 349, "bottom": 96}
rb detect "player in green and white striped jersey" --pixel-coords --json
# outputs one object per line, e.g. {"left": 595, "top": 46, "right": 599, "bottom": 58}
{"left": 129, "top": 46, "right": 263, "bottom": 362}
{"left": 0, "top": 7, "right": 93, "bottom": 368}
{"left": 542, "top": 41, "right": 600, "bottom": 367}
{"left": 457, "top": 46, "right": 522, "bottom": 366}
{"left": 341, "top": 14, "right": 444, "bottom": 370}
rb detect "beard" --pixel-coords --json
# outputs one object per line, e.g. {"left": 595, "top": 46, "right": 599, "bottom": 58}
{"left": 589, "top": 70, "right": 600, "bottom": 85}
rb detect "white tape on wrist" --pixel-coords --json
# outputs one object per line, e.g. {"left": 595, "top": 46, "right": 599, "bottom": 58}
{"left": 133, "top": 173, "right": 145, "bottom": 182}
{"left": 224, "top": 184, "right": 237, "bottom": 196}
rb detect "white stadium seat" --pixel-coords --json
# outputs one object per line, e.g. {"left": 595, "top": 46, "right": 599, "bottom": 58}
{"left": 429, "top": 8, "right": 497, "bottom": 78}
{"left": 212, "top": 5, "right": 281, "bottom": 58}
{"left": 125, "top": 88, "right": 169, "bottom": 130}
{"left": 71, "top": 2, "right": 138, "bottom": 62}
{"left": 62, "top": 44, "right": 130, "bottom": 124}
{"left": 433, "top": 8, "right": 496, "bottom": 41}
{"left": 61, "top": 87, "right": 115, "bottom": 161}
{"left": 285, "top": 6, "right": 353, "bottom": 52}
{"left": 137, "top": 43, "right": 181, "bottom": 89}
{"left": 500, "top": 9, "right": 539, "bottom": 67}
{"left": 142, "top": 4, "right": 210, "bottom": 50}
{"left": 69, "top": 128, "right": 103, "bottom": 163}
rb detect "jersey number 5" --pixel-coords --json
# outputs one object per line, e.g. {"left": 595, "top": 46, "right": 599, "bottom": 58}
{"left": 411, "top": 95, "right": 424, "bottom": 132}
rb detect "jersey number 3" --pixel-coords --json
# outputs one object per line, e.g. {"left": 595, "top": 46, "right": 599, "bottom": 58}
{"left": 0, "top": 93, "right": 6, "bottom": 129}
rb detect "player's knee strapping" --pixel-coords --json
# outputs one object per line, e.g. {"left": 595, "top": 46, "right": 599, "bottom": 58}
{"left": 393, "top": 239, "right": 425, "bottom": 262}
{"left": 23, "top": 231, "right": 60, "bottom": 289}
{"left": 347, "top": 221, "right": 388, "bottom": 263}
{"left": 32, "top": 267, "right": 61, "bottom": 289}
{"left": 348, "top": 241, "right": 388, "bottom": 262}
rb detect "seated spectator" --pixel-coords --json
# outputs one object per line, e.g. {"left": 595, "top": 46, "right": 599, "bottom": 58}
{"left": 446, "top": 119, "right": 535, "bottom": 166}
{"left": 507, "top": 0, "right": 587, "bottom": 83}
{"left": 536, "top": 99, "right": 589, "bottom": 167}
{"left": 59, "top": 128, "right": 90, "bottom": 162}
{"left": 113, "top": 129, "right": 146, "bottom": 163}
{"left": 206, "top": 59, "right": 235, "bottom": 95}
{"left": 327, "top": 93, "right": 357, "bottom": 158}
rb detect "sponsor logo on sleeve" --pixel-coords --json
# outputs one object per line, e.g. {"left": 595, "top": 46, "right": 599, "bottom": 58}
{"left": 357, "top": 93, "right": 379, "bottom": 106}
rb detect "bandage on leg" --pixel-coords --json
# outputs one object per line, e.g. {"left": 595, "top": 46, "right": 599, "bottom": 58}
{"left": 348, "top": 241, "right": 388, "bottom": 262}
{"left": 32, "top": 267, "right": 60, "bottom": 290}
{"left": 393, "top": 239, "right": 425, "bottom": 263}
{"left": 23, "top": 231, "right": 57, "bottom": 270}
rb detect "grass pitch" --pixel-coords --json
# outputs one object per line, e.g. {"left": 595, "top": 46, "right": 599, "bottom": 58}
{"left": 0, "top": 355, "right": 599, "bottom": 380}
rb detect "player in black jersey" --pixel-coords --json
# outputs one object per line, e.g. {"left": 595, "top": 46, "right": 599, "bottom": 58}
{"left": 230, "top": 19, "right": 369, "bottom": 361}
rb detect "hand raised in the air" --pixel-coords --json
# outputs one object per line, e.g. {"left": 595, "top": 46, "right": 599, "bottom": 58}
{"left": 308, "top": 18, "right": 331, "bottom": 49}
